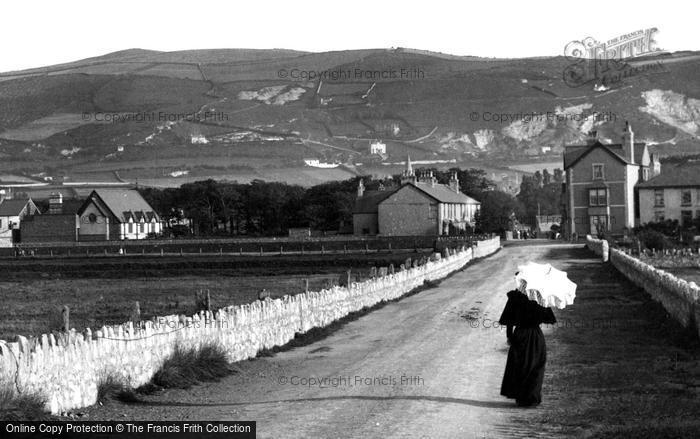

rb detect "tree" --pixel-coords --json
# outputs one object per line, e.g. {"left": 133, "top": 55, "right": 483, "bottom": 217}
{"left": 516, "top": 173, "right": 562, "bottom": 226}
{"left": 542, "top": 169, "right": 552, "bottom": 185}
{"left": 475, "top": 191, "right": 525, "bottom": 234}
{"left": 302, "top": 178, "right": 359, "bottom": 231}
{"left": 553, "top": 168, "right": 564, "bottom": 184}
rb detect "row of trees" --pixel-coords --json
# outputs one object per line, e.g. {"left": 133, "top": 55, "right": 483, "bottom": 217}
{"left": 137, "top": 167, "right": 545, "bottom": 236}
{"left": 138, "top": 179, "right": 355, "bottom": 236}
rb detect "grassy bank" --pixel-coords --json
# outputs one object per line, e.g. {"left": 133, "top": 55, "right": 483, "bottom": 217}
{"left": 528, "top": 247, "right": 700, "bottom": 438}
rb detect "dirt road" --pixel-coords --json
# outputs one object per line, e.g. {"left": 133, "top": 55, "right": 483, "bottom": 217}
{"left": 88, "top": 242, "right": 578, "bottom": 438}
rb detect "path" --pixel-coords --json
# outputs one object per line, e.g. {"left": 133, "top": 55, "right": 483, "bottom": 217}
{"left": 89, "top": 242, "right": 579, "bottom": 438}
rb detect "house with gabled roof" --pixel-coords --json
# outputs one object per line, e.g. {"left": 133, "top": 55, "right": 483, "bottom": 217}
{"left": 77, "top": 189, "right": 162, "bottom": 240}
{"left": 562, "top": 123, "right": 660, "bottom": 238}
{"left": 353, "top": 158, "right": 481, "bottom": 236}
{"left": 0, "top": 198, "right": 39, "bottom": 246}
{"left": 637, "top": 162, "right": 700, "bottom": 228}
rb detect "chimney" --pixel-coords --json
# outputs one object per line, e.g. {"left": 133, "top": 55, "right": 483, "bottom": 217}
{"left": 622, "top": 122, "right": 635, "bottom": 163}
{"left": 586, "top": 130, "right": 599, "bottom": 145}
{"left": 357, "top": 179, "right": 365, "bottom": 198}
{"left": 49, "top": 192, "right": 63, "bottom": 214}
{"left": 430, "top": 171, "right": 437, "bottom": 187}
{"left": 449, "top": 171, "right": 460, "bottom": 192}
{"left": 0, "top": 189, "right": 5, "bottom": 203}
{"left": 651, "top": 152, "right": 661, "bottom": 177}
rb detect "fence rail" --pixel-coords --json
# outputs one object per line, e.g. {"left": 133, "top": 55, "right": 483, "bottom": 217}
{"left": 5, "top": 234, "right": 496, "bottom": 259}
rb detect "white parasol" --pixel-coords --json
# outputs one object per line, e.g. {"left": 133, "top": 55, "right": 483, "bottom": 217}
{"left": 515, "top": 262, "right": 577, "bottom": 309}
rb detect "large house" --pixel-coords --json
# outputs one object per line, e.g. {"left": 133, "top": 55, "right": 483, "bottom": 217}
{"left": 637, "top": 162, "right": 700, "bottom": 227}
{"left": 0, "top": 198, "right": 39, "bottom": 247}
{"left": 21, "top": 189, "right": 162, "bottom": 243}
{"left": 562, "top": 123, "right": 661, "bottom": 237}
{"left": 353, "top": 158, "right": 481, "bottom": 236}
{"left": 77, "top": 189, "right": 162, "bottom": 240}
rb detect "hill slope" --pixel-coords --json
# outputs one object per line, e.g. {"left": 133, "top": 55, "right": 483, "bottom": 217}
{"left": 1, "top": 48, "right": 699, "bottom": 188}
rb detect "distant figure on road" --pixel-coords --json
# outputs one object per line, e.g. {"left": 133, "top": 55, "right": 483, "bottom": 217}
{"left": 498, "top": 276, "right": 556, "bottom": 407}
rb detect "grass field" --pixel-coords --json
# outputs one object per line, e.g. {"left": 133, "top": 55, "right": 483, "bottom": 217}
{"left": 0, "top": 252, "right": 426, "bottom": 340}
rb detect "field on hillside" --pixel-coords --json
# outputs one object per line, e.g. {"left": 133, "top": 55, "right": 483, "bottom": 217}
{"left": 0, "top": 252, "right": 427, "bottom": 340}
{"left": 1, "top": 49, "right": 699, "bottom": 186}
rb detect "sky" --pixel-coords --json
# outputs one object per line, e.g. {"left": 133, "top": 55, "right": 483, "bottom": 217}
{"left": 2, "top": 0, "right": 699, "bottom": 72}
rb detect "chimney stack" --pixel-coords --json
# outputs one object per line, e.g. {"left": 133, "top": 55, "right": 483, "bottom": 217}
{"left": 622, "top": 122, "right": 635, "bottom": 163}
{"left": 449, "top": 171, "right": 460, "bottom": 192}
{"left": 49, "top": 192, "right": 63, "bottom": 214}
{"left": 651, "top": 152, "right": 661, "bottom": 177}
{"left": 586, "top": 130, "right": 599, "bottom": 145}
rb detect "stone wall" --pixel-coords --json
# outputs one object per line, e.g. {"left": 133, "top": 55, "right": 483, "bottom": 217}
{"left": 0, "top": 237, "right": 500, "bottom": 415}
{"left": 585, "top": 234, "right": 609, "bottom": 261}
{"left": 586, "top": 235, "right": 700, "bottom": 339}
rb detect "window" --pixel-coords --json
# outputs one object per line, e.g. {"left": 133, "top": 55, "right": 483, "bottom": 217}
{"left": 589, "top": 188, "right": 607, "bottom": 206}
{"left": 139, "top": 223, "right": 145, "bottom": 233}
{"left": 642, "top": 168, "right": 649, "bottom": 181}
{"left": 428, "top": 205, "right": 438, "bottom": 219}
{"left": 0, "top": 219, "right": 2, "bottom": 228}
{"left": 654, "top": 189, "right": 664, "bottom": 207}
{"left": 681, "top": 190, "right": 692, "bottom": 206}
{"left": 128, "top": 223, "right": 133, "bottom": 233}
{"left": 654, "top": 211, "right": 665, "bottom": 222}
{"left": 592, "top": 164, "right": 604, "bottom": 180}
{"left": 681, "top": 210, "right": 693, "bottom": 228}
{"left": 88, "top": 213, "right": 97, "bottom": 223}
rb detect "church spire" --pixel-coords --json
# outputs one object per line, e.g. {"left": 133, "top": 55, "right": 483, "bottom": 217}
{"left": 401, "top": 155, "right": 416, "bottom": 184}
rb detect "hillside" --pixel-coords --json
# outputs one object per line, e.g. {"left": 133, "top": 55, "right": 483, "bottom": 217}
{"left": 0, "top": 48, "right": 699, "bottom": 188}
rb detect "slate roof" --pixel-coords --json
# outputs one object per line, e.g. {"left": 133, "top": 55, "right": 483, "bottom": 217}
{"left": 563, "top": 141, "right": 647, "bottom": 169}
{"left": 408, "top": 182, "right": 481, "bottom": 204}
{"left": 637, "top": 162, "right": 700, "bottom": 188}
{"left": 353, "top": 190, "right": 396, "bottom": 214}
{"left": 79, "top": 189, "right": 160, "bottom": 223}
{"left": 353, "top": 181, "right": 480, "bottom": 215}
{"left": 0, "top": 199, "right": 31, "bottom": 216}
{"left": 48, "top": 199, "right": 85, "bottom": 215}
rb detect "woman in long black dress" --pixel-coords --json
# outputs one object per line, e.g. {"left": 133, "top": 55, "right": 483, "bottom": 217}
{"left": 499, "top": 278, "right": 556, "bottom": 407}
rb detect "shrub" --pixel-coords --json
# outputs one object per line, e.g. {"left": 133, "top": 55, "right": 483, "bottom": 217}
{"left": 151, "top": 343, "right": 232, "bottom": 389}
{"left": 96, "top": 373, "right": 138, "bottom": 403}
{"left": 0, "top": 385, "right": 48, "bottom": 421}
{"left": 636, "top": 229, "right": 675, "bottom": 251}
